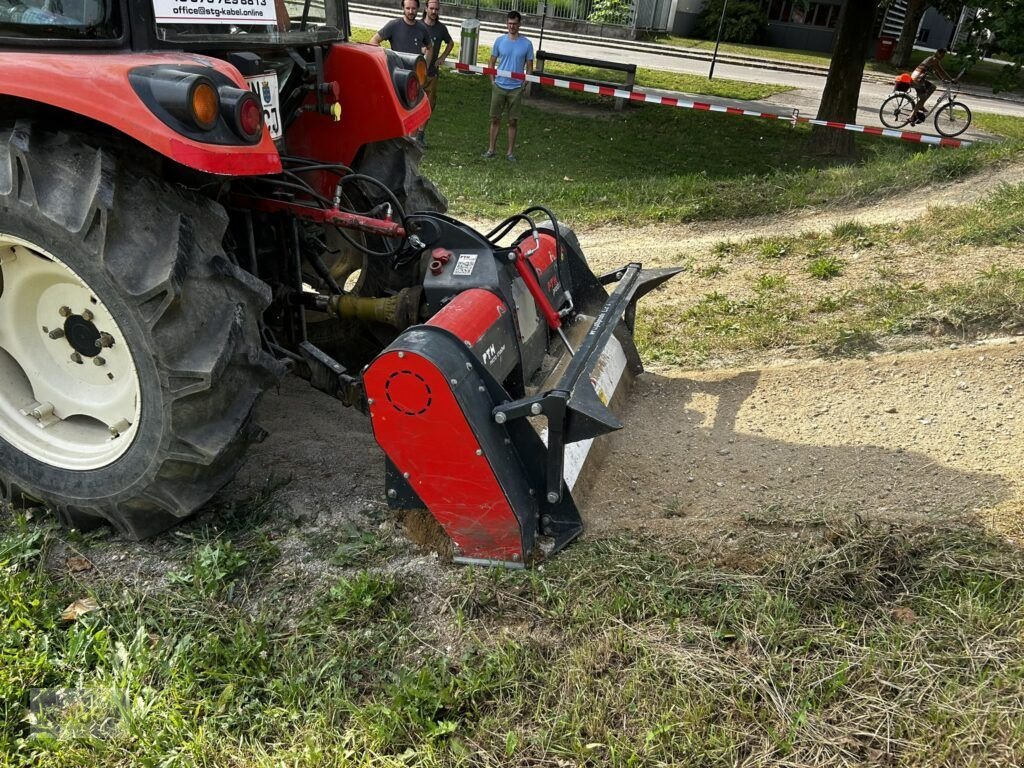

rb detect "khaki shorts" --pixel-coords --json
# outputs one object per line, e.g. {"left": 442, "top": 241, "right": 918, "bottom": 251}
{"left": 490, "top": 83, "right": 524, "bottom": 121}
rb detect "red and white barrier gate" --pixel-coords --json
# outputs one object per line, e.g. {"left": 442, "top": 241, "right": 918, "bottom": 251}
{"left": 450, "top": 62, "right": 972, "bottom": 149}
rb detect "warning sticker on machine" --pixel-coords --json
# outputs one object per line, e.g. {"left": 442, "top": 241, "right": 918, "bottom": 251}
{"left": 152, "top": 0, "right": 278, "bottom": 25}
{"left": 453, "top": 254, "right": 478, "bottom": 277}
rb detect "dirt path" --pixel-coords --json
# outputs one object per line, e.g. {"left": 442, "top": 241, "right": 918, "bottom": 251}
{"left": 571, "top": 160, "right": 1024, "bottom": 273}
{"left": 584, "top": 339, "right": 1024, "bottom": 551}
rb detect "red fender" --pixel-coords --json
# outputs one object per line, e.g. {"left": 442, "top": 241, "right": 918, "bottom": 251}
{"left": 0, "top": 52, "right": 281, "bottom": 176}
{"left": 285, "top": 42, "right": 430, "bottom": 172}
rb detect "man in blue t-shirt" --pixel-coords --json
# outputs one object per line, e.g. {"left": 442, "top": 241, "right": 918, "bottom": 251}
{"left": 483, "top": 11, "right": 534, "bottom": 162}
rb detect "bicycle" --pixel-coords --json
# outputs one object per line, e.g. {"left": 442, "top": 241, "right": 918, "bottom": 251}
{"left": 878, "top": 77, "right": 972, "bottom": 138}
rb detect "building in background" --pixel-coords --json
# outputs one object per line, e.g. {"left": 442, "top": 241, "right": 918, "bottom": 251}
{"left": 669, "top": 0, "right": 963, "bottom": 53}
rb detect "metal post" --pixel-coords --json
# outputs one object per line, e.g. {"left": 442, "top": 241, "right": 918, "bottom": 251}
{"left": 538, "top": 0, "right": 547, "bottom": 51}
{"left": 708, "top": 0, "right": 729, "bottom": 80}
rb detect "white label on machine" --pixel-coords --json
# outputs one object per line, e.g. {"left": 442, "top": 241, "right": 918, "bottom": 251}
{"left": 153, "top": 0, "right": 278, "bottom": 25}
{"left": 540, "top": 335, "right": 627, "bottom": 491}
{"left": 453, "top": 254, "right": 478, "bottom": 276}
{"left": 245, "top": 71, "right": 282, "bottom": 139}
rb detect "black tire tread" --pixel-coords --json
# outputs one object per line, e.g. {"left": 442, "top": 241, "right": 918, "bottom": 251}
{"left": 934, "top": 101, "right": 972, "bottom": 138}
{"left": 354, "top": 137, "right": 448, "bottom": 215}
{"left": 0, "top": 121, "right": 284, "bottom": 538}
{"left": 879, "top": 93, "right": 915, "bottom": 130}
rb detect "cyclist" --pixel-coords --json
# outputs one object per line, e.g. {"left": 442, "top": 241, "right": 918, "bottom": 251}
{"left": 910, "top": 48, "right": 954, "bottom": 125}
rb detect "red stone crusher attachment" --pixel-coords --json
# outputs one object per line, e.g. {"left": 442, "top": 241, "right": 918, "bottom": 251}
{"left": 362, "top": 209, "right": 680, "bottom": 567}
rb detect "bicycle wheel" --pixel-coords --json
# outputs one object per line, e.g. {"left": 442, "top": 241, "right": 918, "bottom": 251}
{"left": 933, "top": 101, "right": 972, "bottom": 138}
{"left": 879, "top": 93, "right": 916, "bottom": 129}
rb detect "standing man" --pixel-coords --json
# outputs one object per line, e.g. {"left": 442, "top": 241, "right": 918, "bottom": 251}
{"left": 369, "top": 0, "right": 432, "bottom": 57}
{"left": 418, "top": 0, "right": 454, "bottom": 147}
{"left": 484, "top": 11, "right": 533, "bottom": 162}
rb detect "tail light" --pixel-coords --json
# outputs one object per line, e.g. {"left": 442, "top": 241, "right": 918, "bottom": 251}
{"left": 384, "top": 50, "right": 427, "bottom": 109}
{"left": 220, "top": 87, "right": 264, "bottom": 143}
{"left": 239, "top": 96, "right": 263, "bottom": 138}
{"left": 393, "top": 69, "right": 424, "bottom": 108}
{"left": 144, "top": 71, "right": 221, "bottom": 131}
{"left": 405, "top": 75, "right": 421, "bottom": 106}
{"left": 128, "top": 65, "right": 269, "bottom": 147}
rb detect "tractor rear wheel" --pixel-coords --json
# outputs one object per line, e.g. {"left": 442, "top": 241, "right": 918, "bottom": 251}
{"left": 353, "top": 137, "right": 447, "bottom": 215}
{"left": 0, "top": 123, "right": 282, "bottom": 538}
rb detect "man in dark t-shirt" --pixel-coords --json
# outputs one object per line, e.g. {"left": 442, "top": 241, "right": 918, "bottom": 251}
{"left": 369, "top": 0, "right": 432, "bottom": 56}
{"left": 416, "top": 0, "right": 453, "bottom": 146}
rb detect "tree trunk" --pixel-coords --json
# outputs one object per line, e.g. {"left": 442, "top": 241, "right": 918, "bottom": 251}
{"left": 810, "top": 0, "right": 880, "bottom": 156}
{"left": 892, "top": 0, "right": 928, "bottom": 69}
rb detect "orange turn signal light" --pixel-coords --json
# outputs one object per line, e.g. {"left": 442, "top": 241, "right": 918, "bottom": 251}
{"left": 191, "top": 81, "right": 219, "bottom": 130}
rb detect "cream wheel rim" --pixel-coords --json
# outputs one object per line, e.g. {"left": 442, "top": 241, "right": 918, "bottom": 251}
{"left": 0, "top": 233, "right": 141, "bottom": 470}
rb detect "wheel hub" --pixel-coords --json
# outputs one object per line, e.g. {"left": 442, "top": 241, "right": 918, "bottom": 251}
{"left": 63, "top": 312, "right": 103, "bottom": 358}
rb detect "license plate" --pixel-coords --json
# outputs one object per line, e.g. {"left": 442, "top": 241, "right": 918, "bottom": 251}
{"left": 245, "top": 71, "right": 282, "bottom": 140}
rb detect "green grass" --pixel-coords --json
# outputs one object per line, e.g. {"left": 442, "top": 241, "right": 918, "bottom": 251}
{"left": 541, "top": 61, "right": 792, "bottom": 100}
{"left": 353, "top": 25, "right": 1024, "bottom": 228}
{"left": 642, "top": 259, "right": 1023, "bottom": 362}
{"left": 636, "top": 183, "right": 1024, "bottom": 366}
{"left": 5, "top": 512, "right": 1024, "bottom": 766}
{"left": 650, "top": 33, "right": 833, "bottom": 68}
{"left": 807, "top": 254, "right": 844, "bottom": 280}
{"left": 973, "top": 112, "right": 1024, "bottom": 142}
{"left": 418, "top": 71, "right": 1024, "bottom": 227}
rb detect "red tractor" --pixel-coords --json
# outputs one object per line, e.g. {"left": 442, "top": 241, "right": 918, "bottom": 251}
{"left": 0, "top": 0, "right": 676, "bottom": 566}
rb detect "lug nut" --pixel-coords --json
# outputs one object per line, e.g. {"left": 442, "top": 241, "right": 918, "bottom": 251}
{"left": 81, "top": 309, "right": 94, "bottom": 322}
{"left": 31, "top": 403, "right": 54, "bottom": 420}
{"left": 93, "top": 357, "right": 106, "bottom": 366}
{"left": 70, "top": 352, "right": 82, "bottom": 364}
{"left": 48, "top": 328, "right": 65, "bottom": 339}
{"left": 96, "top": 332, "right": 114, "bottom": 349}
{"left": 58, "top": 306, "right": 71, "bottom": 317}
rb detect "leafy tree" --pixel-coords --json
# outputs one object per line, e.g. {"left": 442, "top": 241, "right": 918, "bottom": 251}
{"left": 588, "top": 0, "right": 633, "bottom": 25}
{"left": 969, "top": 2, "right": 1024, "bottom": 92}
{"left": 693, "top": 0, "right": 767, "bottom": 45}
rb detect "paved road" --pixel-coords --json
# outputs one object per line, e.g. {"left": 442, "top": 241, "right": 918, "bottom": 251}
{"left": 350, "top": 3, "right": 1024, "bottom": 142}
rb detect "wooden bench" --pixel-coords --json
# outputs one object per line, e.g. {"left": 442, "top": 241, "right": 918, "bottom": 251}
{"left": 530, "top": 51, "right": 637, "bottom": 111}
